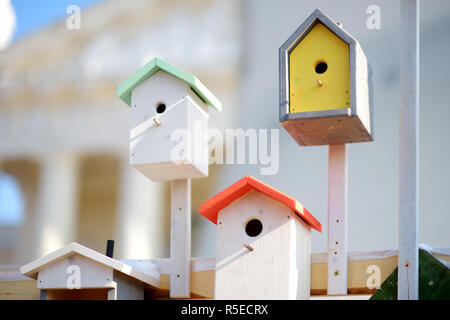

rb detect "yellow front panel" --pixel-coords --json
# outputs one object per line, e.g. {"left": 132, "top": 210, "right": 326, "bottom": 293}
{"left": 289, "top": 23, "right": 350, "bottom": 113}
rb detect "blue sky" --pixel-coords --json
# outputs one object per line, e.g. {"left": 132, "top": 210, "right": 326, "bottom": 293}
{"left": 12, "top": 0, "right": 102, "bottom": 40}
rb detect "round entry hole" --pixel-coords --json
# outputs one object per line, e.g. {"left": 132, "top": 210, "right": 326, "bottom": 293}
{"left": 315, "top": 61, "right": 328, "bottom": 74}
{"left": 245, "top": 219, "right": 263, "bottom": 237}
{"left": 156, "top": 103, "right": 166, "bottom": 114}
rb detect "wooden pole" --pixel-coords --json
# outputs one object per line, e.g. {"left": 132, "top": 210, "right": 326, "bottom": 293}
{"left": 327, "top": 144, "right": 348, "bottom": 295}
{"left": 399, "top": 0, "right": 420, "bottom": 300}
{"left": 170, "top": 178, "right": 191, "bottom": 298}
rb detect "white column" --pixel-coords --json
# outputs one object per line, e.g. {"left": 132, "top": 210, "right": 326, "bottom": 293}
{"left": 116, "top": 156, "right": 168, "bottom": 260}
{"left": 399, "top": 0, "right": 420, "bottom": 300}
{"left": 32, "top": 154, "right": 79, "bottom": 259}
{"left": 327, "top": 144, "right": 348, "bottom": 295}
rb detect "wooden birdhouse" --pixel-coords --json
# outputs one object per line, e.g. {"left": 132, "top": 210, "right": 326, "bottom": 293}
{"left": 20, "top": 243, "right": 160, "bottom": 300}
{"left": 200, "top": 176, "right": 322, "bottom": 300}
{"left": 116, "top": 57, "right": 222, "bottom": 181}
{"left": 279, "top": 9, "right": 373, "bottom": 146}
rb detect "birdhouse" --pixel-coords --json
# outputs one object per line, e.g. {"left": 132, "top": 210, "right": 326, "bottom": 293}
{"left": 116, "top": 57, "right": 222, "bottom": 181}
{"left": 279, "top": 9, "right": 373, "bottom": 146}
{"left": 200, "top": 176, "right": 322, "bottom": 300}
{"left": 20, "top": 242, "right": 160, "bottom": 300}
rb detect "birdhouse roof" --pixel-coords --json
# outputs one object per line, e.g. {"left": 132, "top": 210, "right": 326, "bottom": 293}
{"left": 280, "top": 8, "right": 357, "bottom": 53}
{"left": 20, "top": 242, "right": 160, "bottom": 287}
{"left": 200, "top": 176, "right": 322, "bottom": 232}
{"left": 116, "top": 57, "right": 222, "bottom": 112}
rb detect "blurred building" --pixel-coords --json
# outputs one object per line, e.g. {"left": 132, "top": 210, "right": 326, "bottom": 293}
{"left": 0, "top": 0, "right": 241, "bottom": 263}
{"left": 1, "top": 0, "right": 450, "bottom": 265}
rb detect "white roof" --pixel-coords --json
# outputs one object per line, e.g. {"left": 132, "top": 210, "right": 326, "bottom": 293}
{"left": 20, "top": 242, "right": 160, "bottom": 288}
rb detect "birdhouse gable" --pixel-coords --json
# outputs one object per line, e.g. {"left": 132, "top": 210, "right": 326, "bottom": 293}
{"left": 116, "top": 57, "right": 222, "bottom": 112}
{"left": 200, "top": 175, "right": 322, "bottom": 232}
{"left": 279, "top": 8, "right": 372, "bottom": 146}
{"left": 20, "top": 242, "right": 160, "bottom": 288}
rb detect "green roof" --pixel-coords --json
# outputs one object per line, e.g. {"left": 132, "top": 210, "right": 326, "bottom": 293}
{"left": 116, "top": 57, "right": 222, "bottom": 112}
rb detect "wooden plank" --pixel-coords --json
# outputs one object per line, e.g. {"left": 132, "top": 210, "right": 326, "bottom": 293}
{"left": 0, "top": 280, "right": 40, "bottom": 300}
{"left": 47, "top": 288, "right": 109, "bottom": 300}
{"left": 327, "top": 144, "right": 348, "bottom": 295}
{"left": 398, "top": 0, "right": 420, "bottom": 300}
{"left": 170, "top": 179, "right": 191, "bottom": 298}
{"left": 3, "top": 247, "right": 449, "bottom": 299}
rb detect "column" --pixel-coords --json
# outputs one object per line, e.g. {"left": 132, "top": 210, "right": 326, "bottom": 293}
{"left": 32, "top": 153, "right": 79, "bottom": 259}
{"left": 115, "top": 155, "right": 168, "bottom": 260}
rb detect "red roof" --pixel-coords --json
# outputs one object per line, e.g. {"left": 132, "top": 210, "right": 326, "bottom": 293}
{"left": 199, "top": 176, "right": 322, "bottom": 232}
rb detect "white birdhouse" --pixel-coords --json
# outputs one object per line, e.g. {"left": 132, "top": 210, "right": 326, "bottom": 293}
{"left": 116, "top": 57, "right": 222, "bottom": 181}
{"left": 200, "top": 176, "right": 322, "bottom": 300}
{"left": 20, "top": 242, "right": 160, "bottom": 300}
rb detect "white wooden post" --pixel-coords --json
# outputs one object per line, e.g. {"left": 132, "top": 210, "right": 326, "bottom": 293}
{"left": 170, "top": 179, "right": 191, "bottom": 298}
{"left": 327, "top": 144, "right": 348, "bottom": 295}
{"left": 398, "top": 0, "right": 420, "bottom": 300}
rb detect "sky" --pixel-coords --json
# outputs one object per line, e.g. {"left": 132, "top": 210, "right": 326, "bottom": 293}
{"left": 12, "top": 0, "right": 102, "bottom": 40}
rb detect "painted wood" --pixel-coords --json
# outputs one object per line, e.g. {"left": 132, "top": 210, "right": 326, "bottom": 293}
{"left": 130, "top": 82, "right": 209, "bottom": 181}
{"left": 398, "top": 0, "right": 420, "bottom": 300}
{"left": 107, "top": 287, "right": 117, "bottom": 300}
{"left": 289, "top": 22, "right": 350, "bottom": 113}
{"left": 37, "top": 253, "right": 114, "bottom": 289}
{"left": 6, "top": 247, "right": 450, "bottom": 299}
{"left": 40, "top": 289, "right": 47, "bottom": 300}
{"left": 113, "top": 271, "right": 145, "bottom": 300}
{"left": 279, "top": 8, "right": 372, "bottom": 146}
{"left": 215, "top": 190, "right": 311, "bottom": 300}
{"left": 20, "top": 242, "right": 160, "bottom": 288}
{"left": 170, "top": 179, "right": 191, "bottom": 298}
{"left": 327, "top": 144, "right": 348, "bottom": 295}
{"left": 117, "top": 57, "right": 222, "bottom": 111}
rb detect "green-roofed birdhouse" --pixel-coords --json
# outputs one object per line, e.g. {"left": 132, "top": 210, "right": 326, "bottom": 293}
{"left": 116, "top": 57, "right": 222, "bottom": 181}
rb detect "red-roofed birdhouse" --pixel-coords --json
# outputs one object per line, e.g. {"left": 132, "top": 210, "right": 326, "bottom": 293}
{"left": 200, "top": 176, "right": 321, "bottom": 300}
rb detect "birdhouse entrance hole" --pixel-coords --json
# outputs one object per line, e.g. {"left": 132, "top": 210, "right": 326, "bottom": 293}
{"left": 156, "top": 103, "right": 166, "bottom": 114}
{"left": 315, "top": 61, "right": 328, "bottom": 74}
{"left": 245, "top": 219, "right": 263, "bottom": 237}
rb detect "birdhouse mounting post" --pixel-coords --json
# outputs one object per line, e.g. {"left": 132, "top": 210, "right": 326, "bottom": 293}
{"left": 327, "top": 144, "right": 348, "bottom": 295}
{"left": 170, "top": 178, "right": 191, "bottom": 298}
{"left": 398, "top": 0, "right": 420, "bottom": 300}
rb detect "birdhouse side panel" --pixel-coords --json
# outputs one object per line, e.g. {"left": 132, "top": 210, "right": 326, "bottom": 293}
{"left": 215, "top": 191, "right": 302, "bottom": 299}
{"left": 37, "top": 254, "right": 114, "bottom": 289}
{"left": 354, "top": 42, "right": 372, "bottom": 137}
{"left": 187, "top": 99, "right": 209, "bottom": 177}
{"left": 130, "top": 97, "right": 208, "bottom": 181}
{"left": 294, "top": 216, "right": 311, "bottom": 299}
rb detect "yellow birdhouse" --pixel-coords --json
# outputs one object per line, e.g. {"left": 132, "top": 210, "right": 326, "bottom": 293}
{"left": 279, "top": 9, "right": 373, "bottom": 146}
